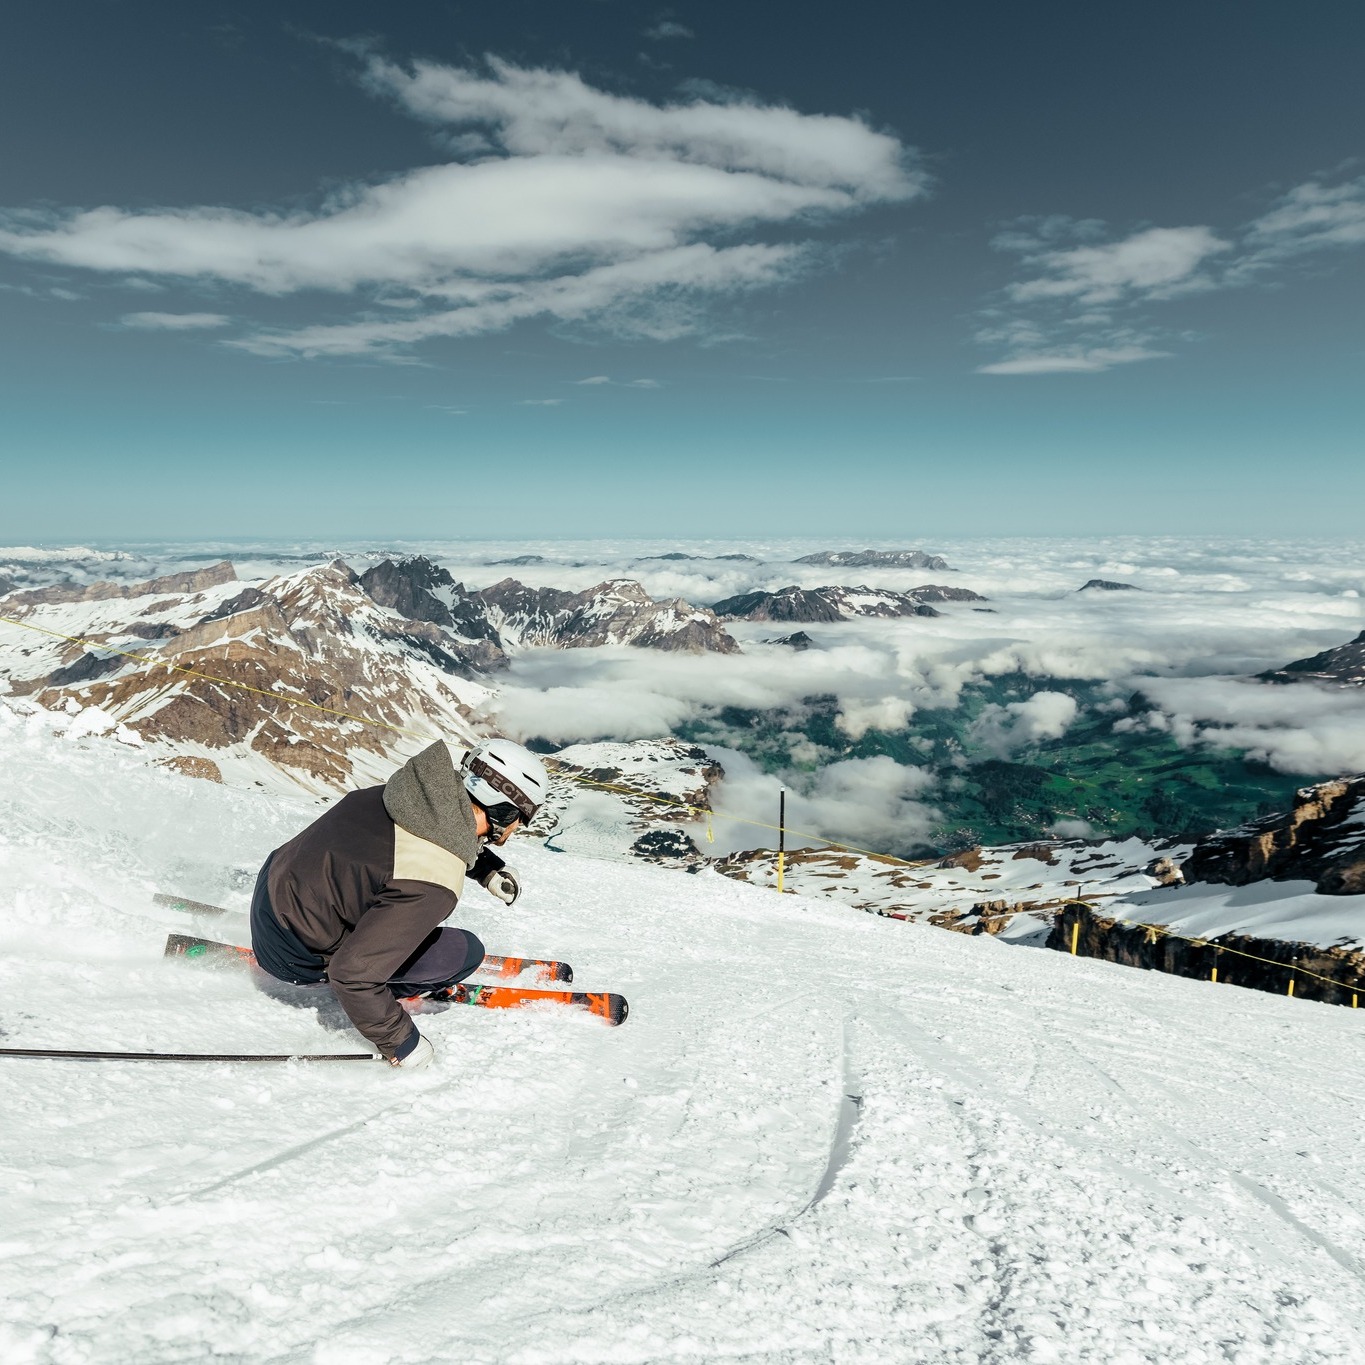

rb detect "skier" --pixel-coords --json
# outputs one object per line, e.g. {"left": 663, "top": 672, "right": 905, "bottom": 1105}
{"left": 249, "top": 737, "right": 549, "bottom": 1069}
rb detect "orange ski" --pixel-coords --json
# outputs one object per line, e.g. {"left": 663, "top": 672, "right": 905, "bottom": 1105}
{"left": 433, "top": 981, "right": 628, "bottom": 1027}
{"left": 165, "top": 934, "right": 626, "bottom": 1026}
{"left": 162, "top": 932, "right": 572, "bottom": 985}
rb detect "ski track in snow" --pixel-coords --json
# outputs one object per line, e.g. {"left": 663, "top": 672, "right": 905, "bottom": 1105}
{"left": 2, "top": 712, "right": 1365, "bottom": 1363}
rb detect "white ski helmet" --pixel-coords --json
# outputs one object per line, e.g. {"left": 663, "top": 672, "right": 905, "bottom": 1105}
{"left": 460, "top": 737, "right": 549, "bottom": 830}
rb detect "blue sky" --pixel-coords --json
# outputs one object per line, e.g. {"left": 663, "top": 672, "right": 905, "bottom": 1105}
{"left": 1, "top": 1, "right": 1362, "bottom": 541}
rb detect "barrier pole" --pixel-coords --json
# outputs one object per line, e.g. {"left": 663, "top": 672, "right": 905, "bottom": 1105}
{"left": 1070, "top": 916, "right": 1080, "bottom": 955}
{"left": 777, "top": 790, "right": 786, "bottom": 893}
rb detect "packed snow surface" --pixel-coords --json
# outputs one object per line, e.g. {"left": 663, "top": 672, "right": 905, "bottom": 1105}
{"left": 3, "top": 710, "right": 1365, "bottom": 1363}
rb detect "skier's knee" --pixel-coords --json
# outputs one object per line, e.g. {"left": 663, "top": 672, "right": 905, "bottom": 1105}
{"left": 461, "top": 932, "right": 486, "bottom": 979}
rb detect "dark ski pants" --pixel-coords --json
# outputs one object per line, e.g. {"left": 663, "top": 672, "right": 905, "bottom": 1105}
{"left": 387, "top": 927, "right": 486, "bottom": 997}
{"left": 250, "top": 854, "right": 484, "bottom": 996}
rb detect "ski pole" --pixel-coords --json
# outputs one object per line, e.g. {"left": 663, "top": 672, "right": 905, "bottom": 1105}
{"left": 0, "top": 1046, "right": 378, "bottom": 1063}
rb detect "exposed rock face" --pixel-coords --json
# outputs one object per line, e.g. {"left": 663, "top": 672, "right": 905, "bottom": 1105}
{"left": 0, "top": 574, "right": 15, "bottom": 595}
{"left": 1181, "top": 776, "right": 1365, "bottom": 894}
{"left": 1260, "top": 630, "right": 1365, "bottom": 687}
{"left": 3, "top": 562, "right": 237, "bottom": 608}
{"left": 711, "top": 586, "right": 844, "bottom": 623}
{"left": 1145, "top": 856, "right": 1185, "bottom": 887}
{"left": 1051, "top": 902, "right": 1363, "bottom": 1007}
{"left": 1078, "top": 579, "right": 1138, "bottom": 592}
{"left": 819, "top": 586, "right": 941, "bottom": 619}
{"left": 359, "top": 557, "right": 506, "bottom": 672}
{"left": 156, "top": 755, "right": 223, "bottom": 782}
{"left": 765, "top": 631, "right": 813, "bottom": 650}
{"left": 5, "top": 561, "right": 486, "bottom": 791}
{"left": 908, "top": 584, "right": 987, "bottom": 603}
{"left": 794, "top": 549, "right": 951, "bottom": 570}
{"left": 712, "top": 584, "right": 941, "bottom": 622}
{"left": 360, "top": 556, "right": 458, "bottom": 625}
{"left": 638, "top": 552, "right": 757, "bottom": 562}
{"left": 485, "top": 554, "right": 546, "bottom": 566}
{"left": 477, "top": 578, "right": 738, "bottom": 653}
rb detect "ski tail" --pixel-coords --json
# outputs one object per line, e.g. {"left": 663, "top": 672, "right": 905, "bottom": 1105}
{"left": 154, "top": 892, "right": 232, "bottom": 916}
{"left": 480, "top": 953, "right": 573, "bottom": 985}
{"left": 164, "top": 933, "right": 257, "bottom": 965}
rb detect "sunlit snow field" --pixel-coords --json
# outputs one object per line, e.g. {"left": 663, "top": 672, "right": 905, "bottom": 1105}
{"left": 3, "top": 690, "right": 1365, "bottom": 1362}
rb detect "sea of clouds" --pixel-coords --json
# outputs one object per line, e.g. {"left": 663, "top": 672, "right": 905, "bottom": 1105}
{"left": 4, "top": 535, "right": 1363, "bottom": 850}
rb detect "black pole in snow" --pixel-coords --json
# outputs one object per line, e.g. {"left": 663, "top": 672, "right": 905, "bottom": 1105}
{"left": 778, "top": 789, "right": 786, "bottom": 892}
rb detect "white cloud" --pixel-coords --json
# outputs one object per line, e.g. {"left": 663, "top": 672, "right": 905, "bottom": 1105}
{"left": 361, "top": 55, "right": 914, "bottom": 201}
{"left": 968, "top": 691, "right": 1078, "bottom": 758}
{"left": 708, "top": 749, "right": 940, "bottom": 857}
{"left": 492, "top": 682, "right": 694, "bottom": 742}
{"left": 644, "top": 21, "right": 694, "bottom": 41}
{"left": 977, "top": 344, "right": 1168, "bottom": 375}
{"left": 1239, "top": 174, "right": 1365, "bottom": 268}
{"left": 0, "top": 56, "right": 921, "bottom": 360}
{"left": 835, "top": 695, "right": 915, "bottom": 740}
{"left": 1049, "top": 817, "right": 1096, "bottom": 838}
{"left": 518, "top": 398, "right": 563, "bottom": 406}
{"left": 1004, "top": 226, "right": 1229, "bottom": 306}
{"left": 119, "top": 311, "right": 231, "bottom": 329}
{"left": 573, "top": 374, "right": 660, "bottom": 388}
{"left": 978, "top": 173, "right": 1365, "bottom": 376}
{"left": 1129, "top": 676, "right": 1365, "bottom": 776}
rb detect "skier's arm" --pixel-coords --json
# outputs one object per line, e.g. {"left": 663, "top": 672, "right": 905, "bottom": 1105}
{"left": 469, "top": 847, "right": 521, "bottom": 905}
{"left": 469, "top": 847, "right": 505, "bottom": 883}
{"left": 326, "top": 882, "right": 456, "bottom": 1059}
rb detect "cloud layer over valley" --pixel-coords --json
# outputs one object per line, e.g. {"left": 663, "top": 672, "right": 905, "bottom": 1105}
{"left": 5, "top": 535, "right": 1362, "bottom": 853}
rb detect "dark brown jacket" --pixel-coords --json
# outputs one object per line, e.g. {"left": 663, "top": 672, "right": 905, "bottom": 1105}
{"left": 265, "top": 742, "right": 479, "bottom": 1058}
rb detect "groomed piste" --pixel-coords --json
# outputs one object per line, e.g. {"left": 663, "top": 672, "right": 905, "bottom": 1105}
{"left": 2, "top": 702, "right": 1365, "bottom": 1363}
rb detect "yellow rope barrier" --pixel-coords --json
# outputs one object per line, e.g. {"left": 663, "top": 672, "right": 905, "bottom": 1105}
{"left": 1067, "top": 902, "right": 1362, "bottom": 999}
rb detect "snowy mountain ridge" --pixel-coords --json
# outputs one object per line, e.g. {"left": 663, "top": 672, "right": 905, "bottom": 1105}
{"left": 0, "top": 557, "right": 738, "bottom": 791}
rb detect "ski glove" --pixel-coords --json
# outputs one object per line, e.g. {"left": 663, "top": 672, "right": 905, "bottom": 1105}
{"left": 390, "top": 1034, "right": 434, "bottom": 1070}
{"left": 482, "top": 865, "right": 521, "bottom": 907}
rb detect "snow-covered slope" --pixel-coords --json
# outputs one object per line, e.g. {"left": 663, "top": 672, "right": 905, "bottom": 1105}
{"left": 714, "top": 835, "right": 1181, "bottom": 939}
{"left": 3, "top": 704, "right": 1365, "bottom": 1362}
{"left": 533, "top": 739, "right": 721, "bottom": 868}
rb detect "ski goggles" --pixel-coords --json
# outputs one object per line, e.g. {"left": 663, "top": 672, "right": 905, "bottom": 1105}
{"left": 467, "top": 755, "right": 539, "bottom": 823}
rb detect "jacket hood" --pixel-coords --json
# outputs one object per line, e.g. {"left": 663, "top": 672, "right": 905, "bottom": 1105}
{"left": 382, "top": 740, "right": 480, "bottom": 868}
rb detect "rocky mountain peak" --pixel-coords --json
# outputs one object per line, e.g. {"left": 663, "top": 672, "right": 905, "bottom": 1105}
{"left": 359, "top": 555, "right": 458, "bottom": 626}
{"left": 794, "top": 548, "right": 951, "bottom": 570}
{"left": 477, "top": 578, "right": 737, "bottom": 653}
{"left": 1260, "top": 630, "right": 1365, "bottom": 687}
{"left": 712, "top": 584, "right": 943, "bottom": 622}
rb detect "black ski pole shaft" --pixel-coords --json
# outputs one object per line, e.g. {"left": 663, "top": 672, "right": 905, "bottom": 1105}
{"left": 0, "top": 1046, "right": 378, "bottom": 1063}
{"left": 778, "top": 789, "right": 786, "bottom": 892}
